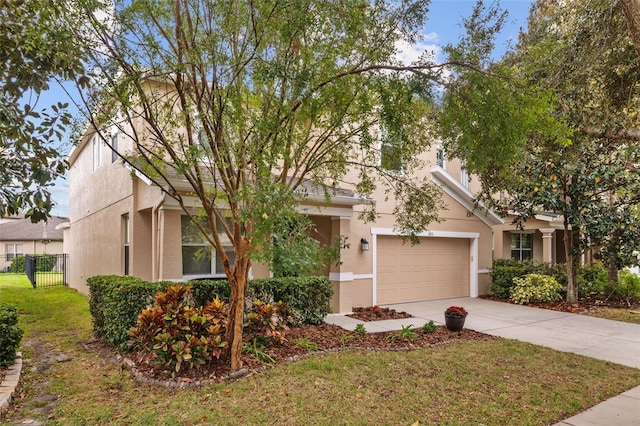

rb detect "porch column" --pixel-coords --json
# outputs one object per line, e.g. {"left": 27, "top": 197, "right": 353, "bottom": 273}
{"left": 540, "top": 228, "right": 555, "bottom": 264}
{"left": 329, "top": 217, "right": 353, "bottom": 314}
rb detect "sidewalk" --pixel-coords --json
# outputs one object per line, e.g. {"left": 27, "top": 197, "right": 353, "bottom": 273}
{"left": 325, "top": 297, "right": 640, "bottom": 426}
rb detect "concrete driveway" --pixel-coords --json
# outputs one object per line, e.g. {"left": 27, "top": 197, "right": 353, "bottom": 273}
{"left": 326, "top": 297, "right": 640, "bottom": 425}
{"left": 327, "top": 297, "right": 640, "bottom": 369}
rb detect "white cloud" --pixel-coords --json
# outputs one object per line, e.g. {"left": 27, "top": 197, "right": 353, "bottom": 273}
{"left": 395, "top": 32, "right": 443, "bottom": 65}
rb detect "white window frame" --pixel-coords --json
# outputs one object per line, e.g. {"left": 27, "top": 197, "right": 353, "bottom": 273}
{"left": 511, "top": 232, "right": 533, "bottom": 261}
{"left": 460, "top": 163, "right": 470, "bottom": 189}
{"left": 436, "top": 144, "right": 446, "bottom": 168}
{"left": 111, "top": 132, "right": 119, "bottom": 163}
{"left": 92, "top": 135, "right": 102, "bottom": 171}
{"left": 181, "top": 215, "right": 234, "bottom": 279}
{"left": 5, "top": 243, "right": 23, "bottom": 261}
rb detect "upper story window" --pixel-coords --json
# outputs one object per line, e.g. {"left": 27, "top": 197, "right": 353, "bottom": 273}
{"left": 436, "top": 145, "right": 446, "bottom": 168}
{"left": 111, "top": 132, "right": 119, "bottom": 163}
{"left": 511, "top": 232, "right": 533, "bottom": 261}
{"left": 181, "top": 215, "right": 235, "bottom": 277}
{"left": 380, "top": 138, "right": 403, "bottom": 173}
{"left": 92, "top": 135, "right": 102, "bottom": 171}
{"left": 460, "top": 164, "right": 470, "bottom": 189}
{"left": 5, "top": 243, "right": 23, "bottom": 261}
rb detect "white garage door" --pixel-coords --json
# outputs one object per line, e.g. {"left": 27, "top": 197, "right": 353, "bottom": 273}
{"left": 377, "top": 236, "right": 470, "bottom": 304}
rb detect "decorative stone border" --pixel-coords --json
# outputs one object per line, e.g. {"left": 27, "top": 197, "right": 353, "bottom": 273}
{"left": 0, "top": 352, "right": 22, "bottom": 415}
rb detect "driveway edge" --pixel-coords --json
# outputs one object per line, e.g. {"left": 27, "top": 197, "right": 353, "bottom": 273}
{"left": 0, "top": 352, "right": 22, "bottom": 415}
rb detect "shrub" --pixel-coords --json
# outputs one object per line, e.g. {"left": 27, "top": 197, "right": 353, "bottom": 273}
{"left": 422, "top": 320, "right": 437, "bottom": 333}
{"left": 577, "top": 262, "right": 608, "bottom": 297}
{"left": 10, "top": 256, "right": 26, "bottom": 273}
{"left": 248, "top": 276, "right": 333, "bottom": 325}
{"left": 87, "top": 276, "right": 170, "bottom": 350}
{"left": 88, "top": 275, "right": 334, "bottom": 350}
{"left": 617, "top": 269, "right": 640, "bottom": 302}
{"left": 0, "top": 303, "right": 24, "bottom": 366}
{"left": 128, "top": 284, "right": 228, "bottom": 375}
{"left": 245, "top": 300, "right": 290, "bottom": 344}
{"left": 36, "top": 254, "right": 57, "bottom": 272}
{"left": 490, "top": 259, "right": 550, "bottom": 298}
{"left": 511, "top": 274, "right": 563, "bottom": 305}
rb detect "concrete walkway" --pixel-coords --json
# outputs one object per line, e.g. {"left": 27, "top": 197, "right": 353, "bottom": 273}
{"left": 325, "top": 297, "right": 640, "bottom": 426}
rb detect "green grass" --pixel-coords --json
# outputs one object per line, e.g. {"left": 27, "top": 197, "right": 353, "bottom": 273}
{"left": 2, "top": 275, "right": 640, "bottom": 425}
{"left": 586, "top": 307, "right": 640, "bottom": 324}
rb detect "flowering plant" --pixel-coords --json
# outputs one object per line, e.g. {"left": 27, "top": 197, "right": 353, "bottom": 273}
{"left": 444, "top": 306, "right": 468, "bottom": 318}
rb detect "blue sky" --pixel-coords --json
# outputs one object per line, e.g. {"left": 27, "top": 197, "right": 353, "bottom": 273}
{"left": 47, "top": 0, "right": 534, "bottom": 218}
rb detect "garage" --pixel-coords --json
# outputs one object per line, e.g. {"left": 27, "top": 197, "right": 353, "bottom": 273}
{"left": 376, "top": 235, "right": 470, "bottom": 304}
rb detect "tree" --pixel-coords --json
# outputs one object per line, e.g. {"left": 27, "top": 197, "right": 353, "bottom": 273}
{"left": 0, "top": 0, "right": 90, "bottom": 221}
{"left": 439, "top": 0, "right": 640, "bottom": 302}
{"left": 74, "top": 0, "right": 467, "bottom": 370}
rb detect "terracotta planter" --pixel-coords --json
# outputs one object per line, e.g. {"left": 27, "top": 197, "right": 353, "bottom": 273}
{"left": 444, "top": 315, "right": 466, "bottom": 331}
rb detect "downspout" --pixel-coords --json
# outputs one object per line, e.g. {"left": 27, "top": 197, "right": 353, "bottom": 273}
{"left": 152, "top": 194, "right": 165, "bottom": 282}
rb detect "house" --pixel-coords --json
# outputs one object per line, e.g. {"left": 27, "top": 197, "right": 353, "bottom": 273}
{"left": 65, "top": 118, "right": 504, "bottom": 314}
{"left": 0, "top": 215, "right": 67, "bottom": 271}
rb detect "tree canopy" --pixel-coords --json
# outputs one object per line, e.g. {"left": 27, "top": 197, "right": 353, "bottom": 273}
{"left": 74, "top": 0, "right": 481, "bottom": 369}
{"left": 0, "top": 0, "right": 90, "bottom": 221}
{"left": 439, "top": 0, "right": 640, "bottom": 302}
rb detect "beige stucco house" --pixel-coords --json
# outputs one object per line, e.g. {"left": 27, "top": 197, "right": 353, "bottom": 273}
{"left": 493, "top": 213, "right": 568, "bottom": 265}
{"left": 0, "top": 215, "right": 67, "bottom": 271}
{"left": 66, "top": 121, "right": 503, "bottom": 313}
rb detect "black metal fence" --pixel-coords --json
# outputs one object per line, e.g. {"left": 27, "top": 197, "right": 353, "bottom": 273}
{"left": 25, "top": 254, "right": 69, "bottom": 289}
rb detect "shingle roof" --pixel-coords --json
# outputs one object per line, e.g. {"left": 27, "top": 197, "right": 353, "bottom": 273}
{"left": 0, "top": 216, "right": 68, "bottom": 241}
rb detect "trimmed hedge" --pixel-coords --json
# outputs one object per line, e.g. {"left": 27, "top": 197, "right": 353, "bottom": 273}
{"left": 10, "top": 254, "right": 57, "bottom": 273}
{"left": 87, "top": 275, "right": 334, "bottom": 350}
{"left": 511, "top": 274, "right": 563, "bottom": 304}
{"left": 489, "top": 259, "right": 552, "bottom": 299}
{"left": 0, "top": 303, "right": 24, "bottom": 366}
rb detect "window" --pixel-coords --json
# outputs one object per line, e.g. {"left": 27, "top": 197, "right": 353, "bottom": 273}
{"left": 92, "top": 135, "right": 102, "bottom": 171}
{"left": 123, "top": 214, "right": 130, "bottom": 276}
{"left": 5, "top": 244, "right": 23, "bottom": 261}
{"left": 460, "top": 164, "right": 470, "bottom": 189}
{"left": 380, "top": 139, "right": 402, "bottom": 172}
{"left": 181, "top": 215, "right": 235, "bottom": 277}
{"left": 111, "top": 133, "right": 119, "bottom": 163}
{"left": 436, "top": 145, "right": 446, "bottom": 168}
{"left": 511, "top": 233, "right": 533, "bottom": 260}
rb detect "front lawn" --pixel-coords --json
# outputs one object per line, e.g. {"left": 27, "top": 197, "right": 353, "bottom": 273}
{"left": 2, "top": 275, "right": 640, "bottom": 425}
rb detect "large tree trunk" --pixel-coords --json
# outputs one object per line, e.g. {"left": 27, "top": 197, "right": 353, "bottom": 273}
{"left": 622, "top": 0, "right": 640, "bottom": 58}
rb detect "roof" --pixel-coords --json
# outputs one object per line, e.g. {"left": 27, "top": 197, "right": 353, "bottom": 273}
{"left": 0, "top": 216, "right": 68, "bottom": 241}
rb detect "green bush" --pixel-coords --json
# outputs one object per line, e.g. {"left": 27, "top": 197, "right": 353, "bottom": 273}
{"left": 36, "top": 254, "right": 57, "bottom": 272}
{"left": 617, "top": 269, "right": 640, "bottom": 301}
{"left": 489, "top": 259, "right": 550, "bottom": 299}
{"left": 88, "top": 275, "right": 334, "bottom": 350}
{"left": 0, "top": 303, "right": 24, "bottom": 366}
{"left": 511, "top": 274, "right": 563, "bottom": 305}
{"left": 10, "top": 256, "right": 26, "bottom": 273}
{"left": 87, "top": 276, "right": 170, "bottom": 350}
{"left": 577, "top": 262, "right": 608, "bottom": 297}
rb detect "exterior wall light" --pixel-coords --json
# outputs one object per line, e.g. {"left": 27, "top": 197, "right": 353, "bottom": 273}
{"left": 360, "top": 238, "right": 369, "bottom": 252}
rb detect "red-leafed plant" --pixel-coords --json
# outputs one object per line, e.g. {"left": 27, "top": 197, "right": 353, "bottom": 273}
{"left": 444, "top": 306, "right": 468, "bottom": 318}
{"left": 128, "top": 283, "right": 228, "bottom": 376}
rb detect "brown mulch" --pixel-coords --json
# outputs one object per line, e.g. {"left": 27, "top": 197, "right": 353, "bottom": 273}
{"left": 128, "top": 323, "right": 491, "bottom": 385}
{"left": 346, "top": 305, "right": 413, "bottom": 321}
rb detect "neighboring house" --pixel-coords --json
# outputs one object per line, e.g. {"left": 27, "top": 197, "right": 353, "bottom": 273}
{"left": 0, "top": 215, "right": 67, "bottom": 271}
{"left": 66, "top": 125, "right": 502, "bottom": 313}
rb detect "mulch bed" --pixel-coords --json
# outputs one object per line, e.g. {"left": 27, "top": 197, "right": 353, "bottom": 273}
{"left": 126, "top": 323, "right": 491, "bottom": 386}
{"left": 346, "top": 306, "right": 413, "bottom": 321}
{"left": 479, "top": 294, "right": 638, "bottom": 312}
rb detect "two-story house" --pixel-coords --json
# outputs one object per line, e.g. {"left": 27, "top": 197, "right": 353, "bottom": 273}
{"left": 65, "top": 117, "right": 504, "bottom": 314}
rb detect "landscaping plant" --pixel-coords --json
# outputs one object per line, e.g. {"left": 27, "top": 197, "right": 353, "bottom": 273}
{"left": 511, "top": 274, "right": 563, "bottom": 305}
{"left": 128, "top": 283, "right": 228, "bottom": 375}
{"left": 0, "top": 303, "right": 24, "bottom": 366}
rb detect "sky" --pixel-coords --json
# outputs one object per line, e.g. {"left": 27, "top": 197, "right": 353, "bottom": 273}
{"left": 47, "top": 0, "right": 535, "bottom": 218}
